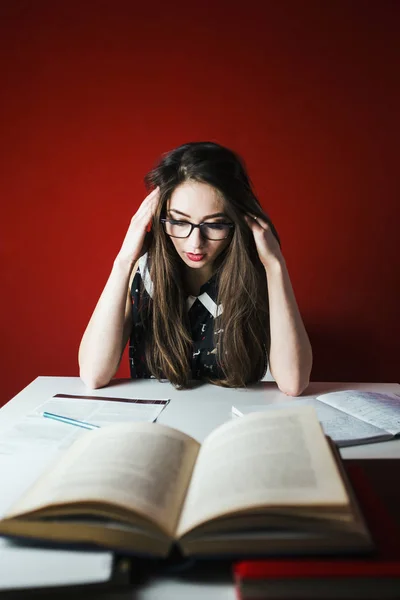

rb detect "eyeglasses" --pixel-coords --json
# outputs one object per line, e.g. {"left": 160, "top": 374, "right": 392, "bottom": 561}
{"left": 161, "top": 219, "right": 234, "bottom": 240}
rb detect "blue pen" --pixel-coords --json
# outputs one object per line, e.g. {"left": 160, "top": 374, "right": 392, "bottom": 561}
{"left": 43, "top": 411, "right": 100, "bottom": 430}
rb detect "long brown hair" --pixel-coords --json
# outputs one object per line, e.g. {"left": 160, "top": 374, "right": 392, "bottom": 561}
{"left": 142, "top": 141, "right": 280, "bottom": 388}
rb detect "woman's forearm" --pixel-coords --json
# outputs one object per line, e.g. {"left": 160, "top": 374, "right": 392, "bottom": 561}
{"left": 78, "top": 257, "right": 133, "bottom": 388}
{"left": 265, "top": 258, "right": 313, "bottom": 396}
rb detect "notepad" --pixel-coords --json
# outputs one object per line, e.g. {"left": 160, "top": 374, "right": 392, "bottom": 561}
{"left": 232, "top": 390, "right": 400, "bottom": 447}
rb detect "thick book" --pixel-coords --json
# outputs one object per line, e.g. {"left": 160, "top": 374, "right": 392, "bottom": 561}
{"left": 0, "top": 406, "right": 373, "bottom": 560}
{"left": 232, "top": 389, "right": 400, "bottom": 447}
{"left": 234, "top": 462, "right": 400, "bottom": 599}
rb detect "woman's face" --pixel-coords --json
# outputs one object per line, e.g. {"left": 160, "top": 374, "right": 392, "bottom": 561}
{"left": 165, "top": 181, "right": 233, "bottom": 277}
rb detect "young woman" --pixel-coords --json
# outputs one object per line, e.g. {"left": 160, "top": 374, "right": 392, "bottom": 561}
{"left": 78, "top": 141, "right": 312, "bottom": 394}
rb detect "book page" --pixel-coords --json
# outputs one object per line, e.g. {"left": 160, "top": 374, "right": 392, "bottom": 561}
{"left": 316, "top": 391, "right": 400, "bottom": 435}
{"left": 232, "top": 399, "right": 390, "bottom": 446}
{"left": 177, "top": 407, "right": 349, "bottom": 537}
{"left": 6, "top": 422, "right": 200, "bottom": 538}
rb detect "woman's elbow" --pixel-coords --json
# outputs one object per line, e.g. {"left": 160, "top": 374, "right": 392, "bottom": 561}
{"left": 79, "top": 367, "right": 111, "bottom": 390}
{"left": 277, "top": 375, "right": 310, "bottom": 397}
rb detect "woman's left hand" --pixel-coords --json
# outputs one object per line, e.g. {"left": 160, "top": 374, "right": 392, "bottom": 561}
{"left": 245, "top": 214, "right": 283, "bottom": 270}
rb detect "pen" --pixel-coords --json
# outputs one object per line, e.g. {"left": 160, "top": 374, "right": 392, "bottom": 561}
{"left": 42, "top": 411, "right": 100, "bottom": 430}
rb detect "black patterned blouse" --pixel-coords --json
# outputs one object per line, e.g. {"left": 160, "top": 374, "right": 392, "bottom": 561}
{"left": 129, "top": 253, "right": 224, "bottom": 380}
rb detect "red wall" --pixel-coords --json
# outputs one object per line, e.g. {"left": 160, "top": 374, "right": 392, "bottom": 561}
{"left": 1, "top": 1, "right": 399, "bottom": 406}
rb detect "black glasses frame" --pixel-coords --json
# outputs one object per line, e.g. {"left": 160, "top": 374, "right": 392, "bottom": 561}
{"left": 160, "top": 219, "right": 234, "bottom": 240}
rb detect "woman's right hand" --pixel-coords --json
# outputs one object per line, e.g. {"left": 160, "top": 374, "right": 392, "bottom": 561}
{"left": 115, "top": 187, "right": 160, "bottom": 268}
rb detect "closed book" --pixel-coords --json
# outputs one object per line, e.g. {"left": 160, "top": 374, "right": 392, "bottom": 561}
{"left": 234, "top": 463, "right": 400, "bottom": 599}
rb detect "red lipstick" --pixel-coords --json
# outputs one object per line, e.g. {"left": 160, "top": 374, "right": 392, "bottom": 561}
{"left": 186, "top": 253, "right": 205, "bottom": 262}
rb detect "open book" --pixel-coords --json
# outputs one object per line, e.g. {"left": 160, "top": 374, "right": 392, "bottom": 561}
{"left": 232, "top": 390, "right": 400, "bottom": 447}
{"left": 0, "top": 406, "right": 373, "bottom": 559}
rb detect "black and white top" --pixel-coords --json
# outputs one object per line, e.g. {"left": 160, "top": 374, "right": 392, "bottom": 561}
{"left": 129, "top": 253, "right": 224, "bottom": 380}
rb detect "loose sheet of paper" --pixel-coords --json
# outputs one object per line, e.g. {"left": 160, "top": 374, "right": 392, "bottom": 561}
{"left": 315, "top": 390, "right": 400, "bottom": 435}
{"left": 0, "top": 395, "right": 170, "bottom": 457}
{"left": 43, "top": 394, "right": 170, "bottom": 425}
{"left": 232, "top": 399, "right": 389, "bottom": 446}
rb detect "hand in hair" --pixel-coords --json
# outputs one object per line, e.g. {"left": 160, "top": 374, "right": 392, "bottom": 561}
{"left": 116, "top": 187, "right": 159, "bottom": 268}
{"left": 245, "top": 214, "right": 283, "bottom": 270}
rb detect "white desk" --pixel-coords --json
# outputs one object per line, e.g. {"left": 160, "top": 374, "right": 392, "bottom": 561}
{"left": 2, "top": 377, "right": 400, "bottom": 458}
{"left": 1, "top": 377, "right": 400, "bottom": 598}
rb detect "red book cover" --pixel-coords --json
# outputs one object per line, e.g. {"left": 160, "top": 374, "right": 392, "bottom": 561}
{"left": 234, "top": 464, "right": 400, "bottom": 598}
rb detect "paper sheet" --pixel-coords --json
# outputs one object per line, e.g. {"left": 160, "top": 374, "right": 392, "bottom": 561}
{"left": 0, "top": 394, "right": 170, "bottom": 456}
{"left": 231, "top": 398, "right": 389, "bottom": 446}
{"left": 315, "top": 390, "right": 400, "bottom": 435}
